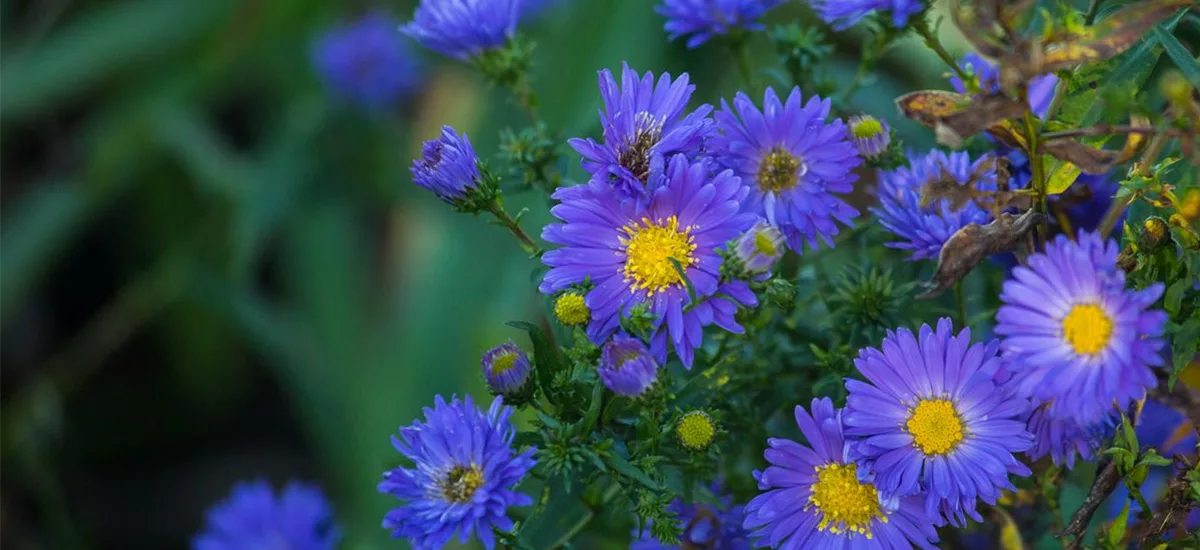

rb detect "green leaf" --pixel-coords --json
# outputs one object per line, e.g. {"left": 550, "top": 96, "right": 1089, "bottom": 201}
{"left": 571, "top": 380, "right": 605, "bottom": 437}
{"left": 508, "top": 320, "right": 566, "bottom": 407}
{"left": 1046, "top": 157, "right": 1085, "bottom": 195}
{"left": 1164, "top": 279, "right": 1189, "bottom": 315}
{"left": 1153, "top": 25, "right": 1200, "bottom": 90}
{"left": 1108, "top": 500, "right": 1130, "bottom": 547}
{"left": 668, "top": 257, "right": 697, "bottom": 305}
{"left": 604, "top": 452, "right": 660, "bottom": 491}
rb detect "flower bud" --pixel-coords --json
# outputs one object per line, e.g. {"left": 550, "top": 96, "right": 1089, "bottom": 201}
{"left": 676, "top": 410, "right": 716, "bottom": 452}
{"left": 481, "top": 340, "right": 531, "bottom": 395}
{"left": 846, "top": 115, "right": 890, "bottom": 160}
{"left": 553, "top": 292, "right": 589, "bottom": 326}
{"left": 733, "top": 220, "right": 785, "bottom": 275}
{"left": 598, "top": 333, "right": 658, "bottom": 397}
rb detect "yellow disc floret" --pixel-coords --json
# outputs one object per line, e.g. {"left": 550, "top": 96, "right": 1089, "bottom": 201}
{"left": 806, "top": 462, "right": 885, "bottom": 538}
{"left": 554, "top": 293, "right": 590, "bottom": 326}
{"left": 621, "top": 216, "right": 697, "bottom": 295}
{"left": 491, "top": 352, "right": 519, "bottom": 375}
{"left": 754, "top": 230, "right": 778, "bottom": 257}
{"left": 1061, "top": 304, "right": 1113, "bottom": 356}
{"left": 676, "top": 411, "right": 716, "bottom": 451}
{"left": 906, "top": 399, "right": 965, "bottom": 456}
{"left": 756, "top": 147, "right": 803, "bottom": 192}
{"left": 851, "top": 117, "right": 885, "bottom": 139}
{"left": 440, "top": 464, "right": 485, "bottom": 503}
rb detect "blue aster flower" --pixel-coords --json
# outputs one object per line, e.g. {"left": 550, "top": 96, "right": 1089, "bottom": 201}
{"left": 401, "top": 0, "right": 519, "bottom": 61}
{"left": 808, "top": 0, "right": 926, "bottom": 30}
{"left": 412, "top": 126, "right": 484, "bottom": 205}
{"left": 482, "top": 340, "right": 532, "bottom": 394}
{"left": 995, "top": 231, "right": 1168, "bottom": 424}
{"left": 843, "top": 318, "right": 1034, "bottom": 526}
{"left": 633, "top": 484, "right": 749, "bottom": 550}
{"left": 193, "top": 480, "right": 339, "bottom": 550}
{"left": 871, "top": 149, "right": 996, "bottom": 261}
{"left": 567, "top": 63, "right": 714, "bottom": 204}
{"left": 540, "top": 154, "right": 758, "bottom": 369}
{"left": 1025, "top": 403, "right": 1109, "bottom": 470}
{"left": 379, "top": 395, "right": 536, "bottom": 550}
{"left": 712, "top": 86, "right": 861, "bottom": 253}
{"left": 599, "top": 333, "right": 659, "bottom": 397}
{"left": 312, "top": 11, "right": 423, "bottom": 110}
{"left": 1064, "top": 174, "right": 1122, "bottom": 232}
{"left": 744, "top": 397, "right": 940, "bottom": 549}
{"left": 657, "top": 0, "right": 785, "bottom": 49}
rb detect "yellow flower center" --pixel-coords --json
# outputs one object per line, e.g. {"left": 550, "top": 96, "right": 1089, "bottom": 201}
{"left": 621, "top": 216, "right": 697, "bottom": 295}
{"left": 1061, "top": 304, "right": 1113, "bottom": 356}
{"left": 851, "top": 117, "right": 885, "bottom": 139}
{"left": 491, "top": 352, "right": 518, "bottom": 375}
{"left": 906, "top": 399, "right": 965, "bottom": 456}
{"left": 440, "top": 464, "right": 485, "bottom": 503}
{"left": 756, "top": 147, "right": 803, "bottom": 193}
{"left": 806, "top": 462, "right": 885, "bottom": 538}
{"left": 554, "top": 293, "right": 589, "bottom": 326}
{"left": 676, "top": 411, "right": 716, "bottom": 451}
{"left": 753, "top": 231, "right": 778, "bottom": 256}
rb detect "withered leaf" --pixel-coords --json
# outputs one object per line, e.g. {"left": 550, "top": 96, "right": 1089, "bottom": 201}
{"left": 1040, "top": 0, "right": 1193, "bottom": 74}
{"left": 918, "top": 209, "right": 1044, "bottom": 299}
{"left": 950, "top": 0, "right": 1010, "bottom": 59}
{"left": 896, "top": 91, "right": 1029, "bottom": 146}
{"left": 1042, "top": 140, "right": 1120, "bottom": 174}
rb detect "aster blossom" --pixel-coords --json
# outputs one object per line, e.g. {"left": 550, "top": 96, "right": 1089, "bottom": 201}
{"left": 379, "top": 395, "right": 536, "bottom": 550}
{"left": 402, "top": 0, "right": 519, "bottom": 61}
{"left": 312, "top": 11, "right": 423, "bottom": 110}
{"left": 657, "top": 0, "right": 786, "bottom": 49}
{"left": 743, "top": 397, "right": 939, "bottom": 549}
{"left": 633, "top": 484, "right": 749, "bottom": 550}
{"left": 567, "top": 63, "right": 714, "bottom": 204}
{"left": 809, "top": 0, "right": 926, "bottom": 31}
{"left": 996, "top": 231, "right": 1167, "bottom": 424}
{"left": 732, "top": 219, "right": 784, "bottom": 275}
{"left": 843, "top": 318, "right": 1034, "bottom": 526}
{"left": 598, "top": 332, "right": 659, "bottom": 397}
{"left": 871, "top": 149, "right": 997, "bottom": 261}
{"left": 712, "top": 86, "right": 861, "bottom": 253}
{"left": 411, "top": 126, "right": 486, "bottom": 206}
{"left": 193, "top": 480, "right": 339, "bottom": 550}
{"left": 540, "top": 154, "right": 757, "bottom": 369}
{"left": 846, "top": 115, "right": 890, "bottom": 160}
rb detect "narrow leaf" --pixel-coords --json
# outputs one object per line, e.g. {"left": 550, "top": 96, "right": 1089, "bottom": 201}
{"left": 508, "top": 320, "right": 565, "bottom": 407}
{"left": 604, "top": 452, "right": 660, "bottom": 490}
{"left": 1153, "top": 25, "right": 1200, "bottom": 89}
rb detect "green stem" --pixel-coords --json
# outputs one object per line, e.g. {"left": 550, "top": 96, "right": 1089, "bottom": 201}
{"left": 1022, "top": 108, "right": 1049, "bottom": 246}
{"left": 913, "top": 17, "right": 969, "bottom": 82}
{"left": 1125, "top": 481, "right": 1155, "bottom": 520}
{"left": 546, "top": 484, "right": 622, "bottom": 550}
{"left": 512, "top": 75, "right": 541, "bottom": 127}
{"left": 1097, "top": 195, "right": 1133, "bottom": 240}
{"left": 1085, "top": 0, "right": 1105, "bottom": 25}
{"left": 954, "top": 281, "right": 967, "bottom": 329}
{"left": 732, "top": 38, "right": 755, "bottom": 92}
{"left": 489, "top": 202, "right": 543, "bottom": 257}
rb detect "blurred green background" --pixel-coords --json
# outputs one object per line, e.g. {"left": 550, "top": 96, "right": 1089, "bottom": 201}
{"left": 0, "top": 1, "right": 970, "bottom": 548}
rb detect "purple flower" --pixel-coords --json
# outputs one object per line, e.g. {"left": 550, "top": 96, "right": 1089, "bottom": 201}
{"left": 402, "top": 0, "right": 519, "bottom": 61}
{"left": 567, "top": 63, "right": 714, "bottom": 204}
{"left": 411, "top": 126, "right": 483, "bottom": 205}
{"left": 712, "top": 86, "right": 861, "bottom": 253}
{"left": 540, "top": 155, "right": 758, "bottom": 369}
{"left": 808, "top": 0, "right": 926, "bottom": 30}
{"left": 1064, "top": 174, "right": 1122, "bottom": 232}
{"left": 632, "top": 484, "right": 749, "bottom": 550}
{"left": 733, "top": 219, "right": 784, "bottom": 274}
{"left": 193, "top": 480, "right": 339, "bottom": 550}
{"left": 843, "top": 318, "right": 1034, "bottom": 526}
{"left": 313, "top": 11, "right": 423, "bottom": 110}
{"left": 598, "top": 333, "right": 659, "bottom": 397}
{"left": 846, "top": 115, "right": 891, "bottom": 160}
{"left": 995, "top": 231, "right": 1168, "bottom": 424}
{"left": 482, "top": 340, "right": 531, "bottom": 394}
{"left": 1025, "top": 404, "right": 1109, "bottom": 470}
{"left": 379, "top": 395, "right": 536, "bottom": 550}
{"left": 871, "top": 149, "right": 996, "bottom": 261}
{"left": 657, "top": 0, "right": 785, "bottom": 49}
{"left": 743, "top": 397, "right": 939, "bottom": 549}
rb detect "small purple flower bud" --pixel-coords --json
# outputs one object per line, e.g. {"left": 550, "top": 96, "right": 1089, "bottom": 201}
{"left": 846, "top": 115, "right": 890, "bottom": 160}
{"left": 598, "top": 333, "right": 658, "bottom": 397}
{"left": 412, "top": 126, "right": 483, "bottom": 204}
{"left": 734, "top": 220, "right": 785, "bottom": 274}
{"left": 481, "top": 340, "right": 532, "bottom": 394}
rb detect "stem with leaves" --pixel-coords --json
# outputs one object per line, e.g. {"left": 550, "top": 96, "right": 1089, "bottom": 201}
{"left": 487, "top": 202, "right": 543, "bottom": 257}
{"left": 913, "top": 17, "right": 969, "bottom": 82}
{"left": 546, "top": 483, "right": 622, "bottom": 550}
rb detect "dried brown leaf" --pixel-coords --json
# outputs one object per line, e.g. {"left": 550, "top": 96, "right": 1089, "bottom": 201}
{"left": 1039, "top": 0, "right": 1192, "bottom": 74}
{"left": 918, "top": 209, "right": 1044, "bottom": 299}
{"left": 1042, "top": 140, "right": 1121, "bottom": 174}
{"left": 896, "top": 91, "right": 1029, "bottom": 146}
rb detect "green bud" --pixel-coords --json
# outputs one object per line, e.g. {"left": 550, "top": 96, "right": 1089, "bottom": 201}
{"left": 765, "top": 278, "right": 796, "bottom": 310}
